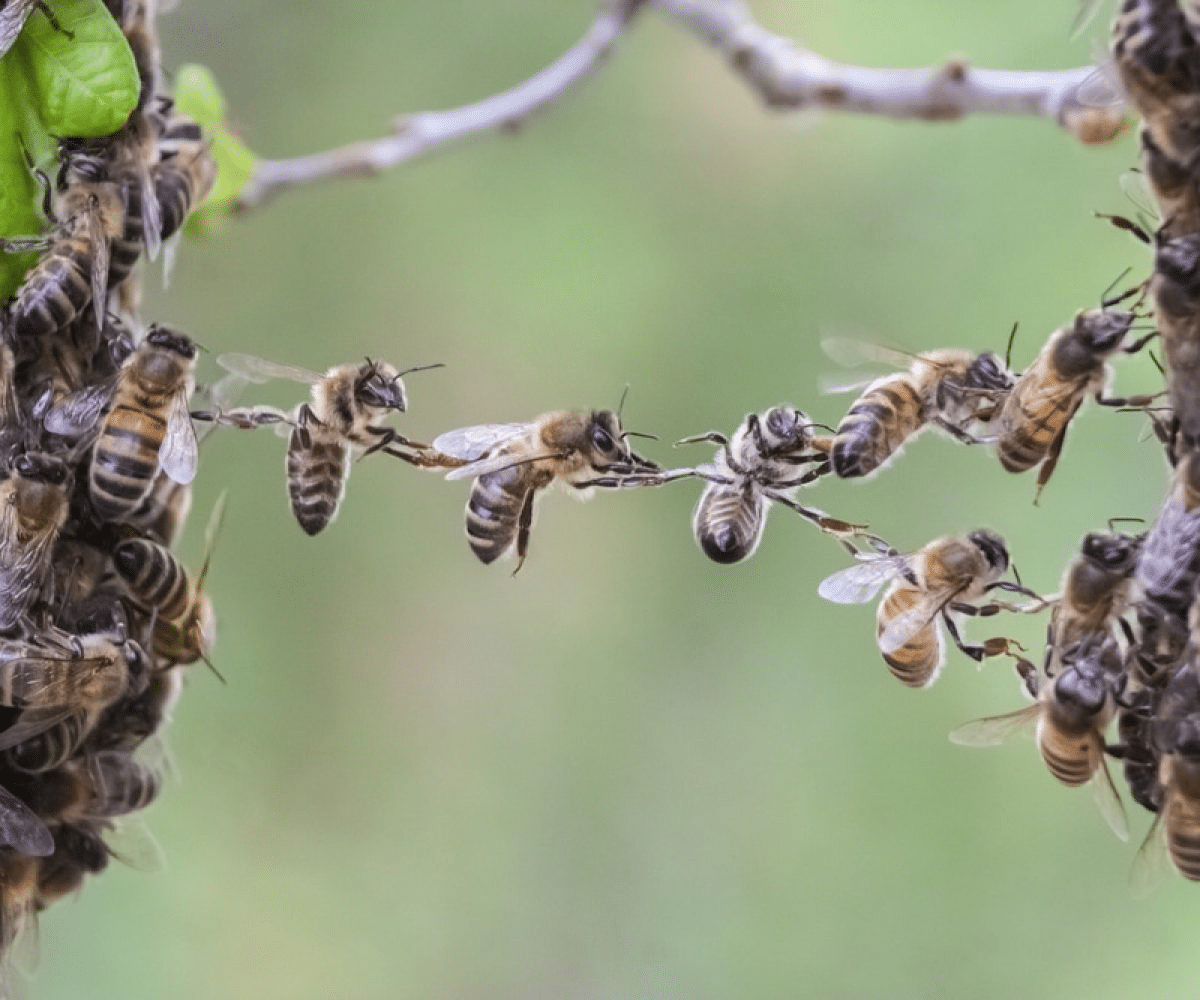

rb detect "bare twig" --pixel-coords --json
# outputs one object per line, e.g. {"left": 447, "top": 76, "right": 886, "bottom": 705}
{"left": 234, "top": 0, "right": 648, "bottom": 211}
{"left": 235, "top": 0, "right": 1125, "bottom": 213}
{"left": 652, "top": 0, "right": 1127, "bottom": 144}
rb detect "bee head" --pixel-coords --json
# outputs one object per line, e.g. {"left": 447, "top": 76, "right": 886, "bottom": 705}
{"left": 57, "top": 141, "right": 111, "bottom": 191}
{"left": 964, "top": 352, "right": 1013, "bottom": 391}
{"left": 11, "top": 451, "right": 70, "bottom": 487}
{"left": 966, "top": 528, "right": 1008, "bottom": 574}
{"left": 1155, "top": 233, "right": 1200, "bottom": 295}
{"left": 1071, "top": 309, "right": 1134, "bottom": 355}
{"left": 355, "top": 359, "right": 406, "bottom": 413}
{"left": 145, "top": 325, "right": 197, "bottom": 361}
{"left": 762, "top": 404, "right": 811, "bottom": 448}
{"left": 1052, "top": 652, "right": 1109, "bottom": 713}
{"left": 1080, "top": 531, "right": 1142, "bottom": 574}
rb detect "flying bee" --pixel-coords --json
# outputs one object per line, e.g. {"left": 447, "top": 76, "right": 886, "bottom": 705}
{"left": 434, "top": 408, "right": 662, "bottom": 572}
{"left": 0, "top": 0, "right": 72, "bottom": 59}
{"left": 820, "top": 340, "right": 1013, "bottom": 479}
{"left": 993, "top": 298, "right": 1158, "bottom": 499}
{"left": 818, "top": 530, "right": 1037, "bottom": 688}
{"left": 45, "top": 324, "right": 198, "bottom": 523}
{"left": 1, "top": 143, "right": 125, "bottom": 341}
{"left": 674, "top": 404, "right": 863, "bottom": 564}
{"left": 1043, "top": 527, "right": 1143, "bottom": 674}
{"left": 211, "top": 353, "right": 442, "bottom": 535}
{"left": 950, "top": 638, "right": 1130, "bottom": 840}
{"left": 113, "top": 493, "right": 224, "bottom": 670}
{"left": 0, "top": 452, "right": 71, "bottom": 634}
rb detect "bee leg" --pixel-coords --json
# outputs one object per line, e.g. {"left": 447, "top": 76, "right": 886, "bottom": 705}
{"left": 361, "top": 427, "right": 431, "bottom": 458}
{"left": 511, "top": 490, "right": 536, "bottom": 577}
{"left": 573, "top": 468, "right": 697, "bottom": 489}
{"left": 930, "top": 417, "right": 984, "bottom": 445}
{"left": 1033, "top": 421, "right": 1073, "bottom": 504}
{"left": 674, "top": 431, "right": 727, "bottom": 448}
{"left": 0, "top": 236, "right": 54, "bottom": 254}
{"left": 382, "top": 445, "right": 465, "bottom": 470}
{"left": 1096, "top": 390, "right": 1165, "bottom": 408}
{"left": 983, "top": 579, "right": 1046, "bottom": 605}
{"left": 774, "top": 462, "right": 831, "bottom": 489}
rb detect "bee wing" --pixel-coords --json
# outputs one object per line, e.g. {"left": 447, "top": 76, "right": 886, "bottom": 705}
{"left": 159, "top": 390, "right": 199, "bottom": 485}
{"left": 817, "top": 372, "right": 885, "bottom": 396}
{"left": 103, "top": 815, "right": 165, "bottom": 873}
{"left": 817, "top": 556, "right": 907, "bottom": 605}
{"left": 82, "top": 205, "right": 110, "bottom": 328}
{"left": 1092, "top": 755, "right": 1130, "bottom": 842}
{"left": 443, "top": 449, "right": 562, "bottom": 482}
{"left": 215, "top": 353, "right": 322, "bottom": 386}
{"left": 820, "top": 338, "right": 922, "bottom": 370}
{"left": 0, "top": 783, "right": 52, "bottom": 857}
{"left": 433, "top": 423, "right": 529, "bottom": 461}
{"left": 0, "top": 708, "right": 74, "bottom": 753}
{"left": 1130, "top": 810, "right": 1170, "bottom": 898}
{"left": 878, "top": 590, "right": 950, "bottom": 655}
{"left": 0, "top": 0, "right": 37, "bottom": 59}
{"left": 948, "top": 703, "right": 1040, "bottom": 747}
{"left": 43, "top": 381, "right": 113, "bottom": 437}
{"left": 139, "top": 164, "right": 163, "bottom": 262}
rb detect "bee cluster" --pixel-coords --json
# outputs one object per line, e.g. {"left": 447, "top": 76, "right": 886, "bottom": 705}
{"left": 0, "top": 0, "right": 218, "bottom": 964}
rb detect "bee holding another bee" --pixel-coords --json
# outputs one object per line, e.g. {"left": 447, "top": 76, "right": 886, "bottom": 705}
{"left": 818, "top": 530, "right": 1039, "bottom": 689}
{"left": 434, "top": 406, "right": 662, "bottom": 574}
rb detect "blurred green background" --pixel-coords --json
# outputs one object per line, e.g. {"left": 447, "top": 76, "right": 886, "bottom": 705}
{"left": 27, "top": 1, "right": 1196, "bottom": 997}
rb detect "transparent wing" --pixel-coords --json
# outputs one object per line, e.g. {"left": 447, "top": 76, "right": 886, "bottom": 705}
{"left": 0, "top": 707, "right": 74, "bottom": 753}
{"left": 432, "top": 423, "right": 530, "bottom": 462}
{"left": 0, "top": 784, "right": 51, "bottom": 856}
{"left": 821, "top": 338, "right": 922, "bottom": 370}
{"left": 43, "top": 381, "right": 113, "bottom": 437}
{"left": 215, "top": 352, "right": 322, "bottom": 386}
{"left": 1075, "top": 54, "right": 1124, "bottom": 109}
{"left": 1130, "top": 811, "right": 1170, "bottom": 899}
{"left": 444, "top": 449, "right": 561, "bottom": 482}
{"left": 817, "top": 556, "right": 907, "bottom": 605}
{"left": 948, "top": 703, "right": 1039, "bottom": 747}
{"left": 139, "top": 164, "right": 162, "bottom": 262}
{"left": 104, "top": 816, "right": 165, "bottom": 873}
{"left": 1093, "top": 756, "right": 1130, "bottom": 842}
{"left": 0, "top": 0, "right": 38, "bottom": 59}
{"left": 878, "top": 590, "right": 949, "bottom": 655}
{"left": 82, "top": 207, "right": 110, "bottom": 329}
{"left": 159, "top": 391, "right": 199, "bottom": 484}
{"left": 818, "top": 372, "right": 884, "bottom": 396}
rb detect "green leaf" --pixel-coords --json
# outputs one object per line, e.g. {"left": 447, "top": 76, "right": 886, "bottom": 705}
{"left": 13, "top": 0, "right": 139, "bottom": 136}
{"left": 175, "top": 63, "right": 226, "bottom": 127}
{"left": 0, "top": 0, "right": 138, "bottom": 298}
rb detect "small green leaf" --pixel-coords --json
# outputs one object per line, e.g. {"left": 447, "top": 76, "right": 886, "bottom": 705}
{"left": 175, "top": 63, "right": 226, "bottom": 127}
{"left": 13, "top": 0, "right": 138, "bottom": 137}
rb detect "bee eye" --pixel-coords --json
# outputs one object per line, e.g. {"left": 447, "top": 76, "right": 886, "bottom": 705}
{"left": 591, "top": 427, "right": 614, "bottom": 452}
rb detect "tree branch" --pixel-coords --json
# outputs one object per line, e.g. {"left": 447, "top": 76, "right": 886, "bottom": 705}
{"left": 233, "top": 0, "right": 648, "bottom": 211}
{"left": 652, "top": 0, "right": 1127, "bottom": 144}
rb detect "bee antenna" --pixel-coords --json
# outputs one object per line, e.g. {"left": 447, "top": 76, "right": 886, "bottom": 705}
{"left": 1149, "top": 349, "right": 1165, "bottom": 375}
{"left": 395, "top": 362, "right": 445, "bottom": 378}
{"left": 199, "top": 652, "right": 227, "bottom": 684}
{"left": 1108, "top": 516, "right": 1145, "bottom": 531}
{"left": 1010, "top": 561, "right": 1024, "bottom": 587}
{"left": 617, "top": 383, "right": 630, "bottom": 422}
{"left": 1004, "top": 321, "right": 1018, "bottom": 371}
{"left": 805, "top": 421, "right": 838, "bottom": 434}
{"left": 622, "top": 430, "right": 658, "bottom": 443}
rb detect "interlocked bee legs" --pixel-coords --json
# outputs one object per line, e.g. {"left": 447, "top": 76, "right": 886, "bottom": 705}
{"left": 512, "top": 487, "right": 537, "bottom": 577}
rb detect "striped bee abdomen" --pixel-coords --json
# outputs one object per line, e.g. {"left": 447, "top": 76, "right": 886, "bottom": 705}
{"left": 112, "top": 538, "right": 191, "bottom": 620}
{"left": 831, "top": 379, "right": 925, "bottom": 478}
{"left": 877, "top": 586, "right": 942, "bottom": 688}
{"left": 9, "top": 240, "right": 93, "bottom": 342}
{"left": 90, "top": 403, "right": 167, "bottom": 522}
{"left": 287, "top": 429, "right": 349, "bottom": 536}
{"left": 692, "top": 484, "right": 764, "bottom": 565}
{"left": 465, "top": 464, "right": 526, "bottom": 564}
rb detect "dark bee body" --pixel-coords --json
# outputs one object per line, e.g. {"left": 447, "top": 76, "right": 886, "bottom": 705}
{"left": 828, "top": 348, "right": 1011, "bottom": 479}
{"left": 86, "top": 751, "right": 161, "bottom": 817}
{"left": 87, "top": 325, "right": 197, "bottom": 523}
{"left": 106, "top": 172, "right": 146, "bottom": 287}
{"left": 438, "top": 410, "right": 660, "bottom": 572}
{"left": 0, "top": 453, "right": 71, "bottom": 633}
{"left": 1118, "top": 706, "right": 1163, "bottom": 814}
{"left": 995, "top": 307, "right": 1150, "bottom": 493}
{"left": 683, "top": 405, "right": 837, "bottom": 565}
{"left": 1137, "top": 453, "right": 1200, "bottom": 619}
{"left": 287, "top": 413, "right": 350, "bottom": 537}
{"left": 1157, "top": 714, "right": 1200, "bottom": 880}
{"left": 1047, "top": 530, "right": 1142, "bottom": 672}
{"left": 1152, "top": 233, "right": 1200, "bottom": 443}
{"left": 124, "top": 472, "right": 191, "bottom": 545}
{"left": 37, "top": 824, "right": 110, "bottom": 907}
{"left": 113, "top": 537, "right": 190, "bottom": 621}
{"left": 7, "top": 710, "right": 93, "bottom": 774}
{"left": 154, "top": 116, "right": 215, "bottom": 243}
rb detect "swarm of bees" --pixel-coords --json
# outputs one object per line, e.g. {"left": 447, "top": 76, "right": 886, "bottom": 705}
{"left": 6, "top": 0, "right": 1200, "bottom": 985}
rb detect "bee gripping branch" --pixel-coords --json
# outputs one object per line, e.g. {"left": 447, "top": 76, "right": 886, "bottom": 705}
{"left": 232, "top": 0, "right": 1119, "bottom": 214}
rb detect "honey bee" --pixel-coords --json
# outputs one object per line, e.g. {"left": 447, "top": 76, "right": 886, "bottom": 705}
{"left": 154, "top": 112, "right": 215, "bottom": 249}
{"left": 675, "top": 404, "right": 861, "bottom": 564}
{"left": 950, "top": 638, "right": 1130, "bottom": 840}
{"left": 0, "top": 0, "right": 72, "bottom": 59}
{"left": 212, "top": 353, "right": 442, "bottom": 535}
{"left": 113, "top": 494, "right": 224, "bottom": 669}
{"left": 1134, "top": 710, "right": 1200, "bottom": 885}
{"left": 82, "top": 751, "right": 162, "bottom": 818}
{"left": 1044, "top": 528, "right": 1143, "bottom": 674}
{"left": 993, "top": 299, "right": 1158, "bottom": 499}
{"left": 820, "top": 340, "right": 1013, "bottom": 479}
{"left": 46, "top": 324, "right": 198, "bottom": 524}
{"left": 1152, "top": 232, "right": 1200, "bottom": 443}
{"left": 1, "top": 143, "right": 125, "bottom": 341}
{"left": 0, "top": 631, "right": 134, "bottom": 713}
{"left": 1137, "top": 451, "right": 1200, "bottom": 620}
{"left": 817, "top": 530, "right": 1035, "bottom": 688}
{"left": 434, "top": 408, "right": 661, "bottom": 572}
{"left": 0, "top": 453, "right": 71, "bottom": 634}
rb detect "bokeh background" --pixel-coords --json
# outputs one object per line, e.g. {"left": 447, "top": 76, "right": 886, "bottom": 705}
{"left": 28, "top": 2, "right": 1194, "bottom": 997}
